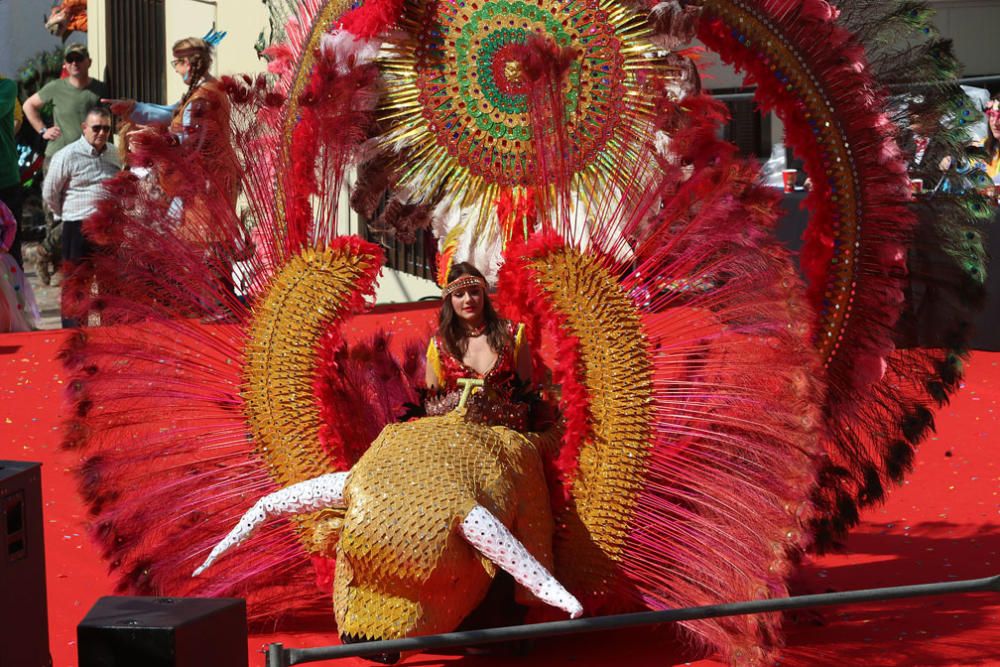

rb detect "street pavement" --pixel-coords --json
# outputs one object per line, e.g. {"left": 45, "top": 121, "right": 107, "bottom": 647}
{"left": 22, "top": 241, "right": 63, "bottom": 330}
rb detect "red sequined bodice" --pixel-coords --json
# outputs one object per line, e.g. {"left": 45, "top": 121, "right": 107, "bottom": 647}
{"left": 429, "top": 321, "right": 529, "bottom": 430}
{"left": 434, "top": 324, "right": 518, "bottom": 391}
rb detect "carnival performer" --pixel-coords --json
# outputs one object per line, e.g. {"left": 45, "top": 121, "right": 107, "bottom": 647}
{"left": 103, "top": 35, "right": 240, "bottom": 238}
{"left": 0, "top": 200, "right": 38, "bottom": 332}
{"left": 425, "top": 262, "right": 533, "bottom": 416}
{"left": 935, "top": 96, "right": 1000, "bottom": 195}
{"left": 194, "top": 260, "right": 581, "bottom": 652}
{"left": 976, "top": 96, "right": 1000, "bottom": 188}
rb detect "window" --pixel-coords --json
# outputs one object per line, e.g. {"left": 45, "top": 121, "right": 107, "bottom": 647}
{"left": 723, "top": 98, "right": 772, "bottom": 158}
{"left": 105, "top": 0, "right": 167, "bottom": 103}
{"left": 711, "top": 88, "right": 773, "bottom": 159}
{"left": 358, "top": 205, "right": 438, "bottom": 282}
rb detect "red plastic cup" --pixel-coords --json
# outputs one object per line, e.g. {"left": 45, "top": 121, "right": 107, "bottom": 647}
{"left": 782, "top": 169, "right": 797, "bottom": 193}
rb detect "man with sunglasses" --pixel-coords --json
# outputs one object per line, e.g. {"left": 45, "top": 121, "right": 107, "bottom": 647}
{"left": 22, "top": 43, "right": 109, "bottom": 285}
{"left": 22, "top": 44, "right": 108, "bottom": 168}
{"left": 42, "top": 106, "right": 120, "bottom": 327}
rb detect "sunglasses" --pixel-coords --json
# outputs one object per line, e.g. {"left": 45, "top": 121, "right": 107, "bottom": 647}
{"left": 65, "top": 53, "right": 87, "bottom": 64}
{"left": 89, "top": 125, "right": 112, "bottom": 133}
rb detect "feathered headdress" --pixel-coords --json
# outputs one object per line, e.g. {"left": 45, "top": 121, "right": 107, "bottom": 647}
{"left": 202, "top": 26, "right": 227, "bottom": 48}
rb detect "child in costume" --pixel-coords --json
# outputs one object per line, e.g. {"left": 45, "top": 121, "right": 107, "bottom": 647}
{"left": 0, "top": 201, "right": 39, "bottom": 332}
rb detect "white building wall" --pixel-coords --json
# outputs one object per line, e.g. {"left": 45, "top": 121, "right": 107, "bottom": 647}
{"left": 87, "top": 0, "right": 107, "bottom": 83}
{"left": 162, "top": 0, "right": 271, "bottom": 103}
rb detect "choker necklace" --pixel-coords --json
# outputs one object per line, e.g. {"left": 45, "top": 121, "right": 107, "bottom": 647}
{"left": 464, "top": 323, "right": 486, "bottom": 337}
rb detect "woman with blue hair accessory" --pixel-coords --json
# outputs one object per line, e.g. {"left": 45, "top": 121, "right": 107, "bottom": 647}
{"left": 102, "top": 35, "right": 240, "bottom": 247}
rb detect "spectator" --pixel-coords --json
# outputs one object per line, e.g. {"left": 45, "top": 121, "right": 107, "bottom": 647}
{"left": 42, "top": 106, "right": 120, "bottom": 327}
{"left": 0, "top": 75, "right": 22, "bottom": 267}
{"left": 23, "top": 44, "right": 109, "bottom": 167}
{"left": 22, "top": 43, "right": 109, "bottom": 284}
{"left": 0, "top": 200, "right": 38, "bottom": 332}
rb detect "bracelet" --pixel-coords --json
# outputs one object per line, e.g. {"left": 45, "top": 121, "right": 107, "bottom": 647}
{"left": 39, "top": 126, "right": 47, "bottom": 136}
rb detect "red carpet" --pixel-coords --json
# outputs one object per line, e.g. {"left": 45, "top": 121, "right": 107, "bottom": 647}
{"left": 1, "top": 317, "right": 998, "bottom": 666}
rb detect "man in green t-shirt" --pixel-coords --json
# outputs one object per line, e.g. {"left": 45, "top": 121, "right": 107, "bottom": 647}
{"left": 23, "top": 43, "right": 109, "bottom": 166}
{"left": 0, "top": 76, "right": 22, "bottom": 266}
{"left": 22, "top": 43, "right": 108, "bottom": 281}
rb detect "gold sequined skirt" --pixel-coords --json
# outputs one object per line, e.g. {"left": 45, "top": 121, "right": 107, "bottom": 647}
{"left": 334, "top": 411, "right": 555, "bottom": 640}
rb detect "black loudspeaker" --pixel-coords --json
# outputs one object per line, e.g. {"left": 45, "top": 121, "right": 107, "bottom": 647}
{"left": 0, "top": 460, "right": 51, "bottom": 667}
{"left": 78, "top": 596, "right": 249, "bottom": 667}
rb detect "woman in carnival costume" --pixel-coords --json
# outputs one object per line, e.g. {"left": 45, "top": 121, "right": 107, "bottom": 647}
{"left": 936, "top": 95, "right": 1000, "bottom": 194}
{"left": 62, "top": 0, "right": 989, "bottom": 664}
{"left": 425, "top": 262, "right": 533, "bottom": 417}
{"left": 195, "top": 259, "right": 582, "bottom": 657}
{"left": 104, "top": 33, "right": 240, "bottom": 241}
{"left": 969, "top": 96, "right": 1000, "bottom": 189}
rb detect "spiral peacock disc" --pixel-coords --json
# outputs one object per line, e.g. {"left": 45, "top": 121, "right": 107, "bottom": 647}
{"left": 379, "top": 0, "right": 674, "bottom": 216}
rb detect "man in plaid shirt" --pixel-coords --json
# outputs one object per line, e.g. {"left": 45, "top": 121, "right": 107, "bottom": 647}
{"left": 43, "top": 105, "right": 120, "bottom": 327}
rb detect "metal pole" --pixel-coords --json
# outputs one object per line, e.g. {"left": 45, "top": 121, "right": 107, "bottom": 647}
{"left": 266, "top": 642, "right": 289, "bottom": 667}
{"left": 280, "top": 574, "right": 998, "bottom": 664}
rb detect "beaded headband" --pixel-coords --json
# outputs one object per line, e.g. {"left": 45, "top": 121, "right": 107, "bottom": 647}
{"left": 442, "top": 275, "right": 487, "bottom": 297}
{"left": 173, "top": 28, "right": 225, "bottom": 60}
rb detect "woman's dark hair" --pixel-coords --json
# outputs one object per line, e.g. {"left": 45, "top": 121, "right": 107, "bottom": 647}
{"left": 437, "top": 262, "right": 512, "bottom": 361}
